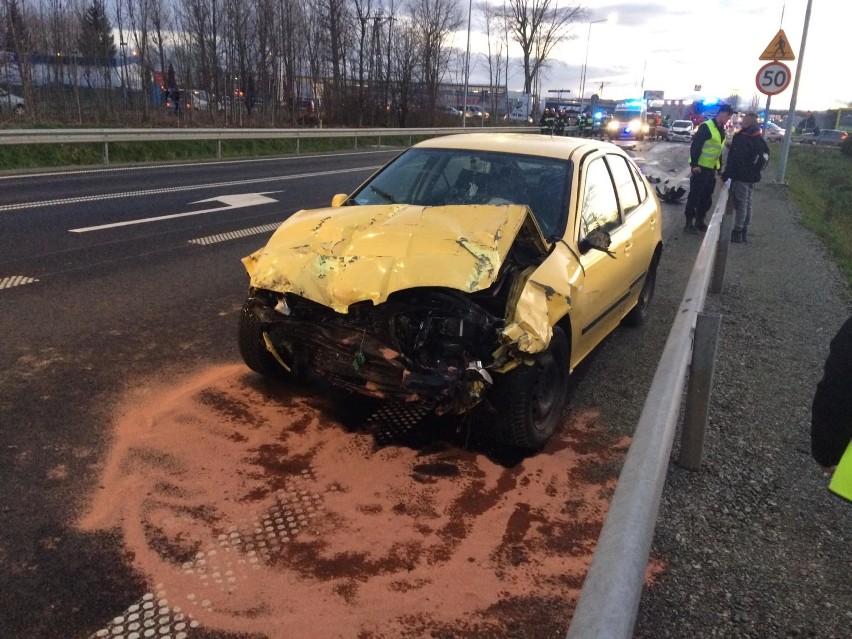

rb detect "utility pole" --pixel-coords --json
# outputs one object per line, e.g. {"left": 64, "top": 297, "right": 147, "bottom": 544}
{"left": 777, "top": 0, "right": 813, "bottom": 183}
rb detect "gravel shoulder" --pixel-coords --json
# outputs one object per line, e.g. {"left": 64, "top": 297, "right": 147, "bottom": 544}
{"left": 631, "top": 179, "right": 852, "bottom": 638}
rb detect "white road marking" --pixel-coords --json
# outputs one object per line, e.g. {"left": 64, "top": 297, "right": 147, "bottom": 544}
{"left": 188, "top": 222, "right": 282, "bottom": 246}
{"left": 0, "top": 275, "right": 39, "bottom": 289}
{"left": 0, "top": 165, "right": 380, "bottom": 213}
{"left": 69, "top": 193, "right": 280, "bottom": 233}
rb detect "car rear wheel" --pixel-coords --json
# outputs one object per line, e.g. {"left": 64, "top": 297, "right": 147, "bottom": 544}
{"left": 623, "top": 254, "right": 659, "bottom": 327}
{"left": 238, "top": 301, "right": 293, "bottom": 380}
{"left": 491, "top": 327, "right": 570, "bottom": 450}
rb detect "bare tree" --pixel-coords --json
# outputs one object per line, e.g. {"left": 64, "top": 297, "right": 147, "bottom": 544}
{"left": 409, "top": 0, "right": 462, "bottom": 121}
{"left": 503, "top": 0, "right": 582, "bottom": 95}
{"left": 481, "top": 0, "right": 508, "bottom": 117}
{"left": 3, "top": 0, "right": 36, "bottom": 117}
{"left": 388, "top": 13, "right": 418, "bottom": 126}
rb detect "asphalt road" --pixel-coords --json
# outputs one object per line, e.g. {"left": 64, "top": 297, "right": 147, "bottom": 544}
{"left": 0, "top": 140, "right": 692, "bottom": 639}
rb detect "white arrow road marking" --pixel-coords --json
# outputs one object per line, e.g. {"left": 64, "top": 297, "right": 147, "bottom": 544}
{"left": 69, "top": 193, "right": 280, "bottom": 233}
{"left": 0, "top": 165, "right": 379, "bottom": 213}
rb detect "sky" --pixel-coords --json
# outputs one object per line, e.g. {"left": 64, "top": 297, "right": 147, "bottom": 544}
{"left": 464, "top": 0, "right": 849, "bottom": 112}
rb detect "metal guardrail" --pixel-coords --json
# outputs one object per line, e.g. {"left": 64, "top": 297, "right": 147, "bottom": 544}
{"left": 0, "top": 125, "right": 533, "bottom": 164}
{"left": 566, "top": 186, "right": 731, "bottom": 639}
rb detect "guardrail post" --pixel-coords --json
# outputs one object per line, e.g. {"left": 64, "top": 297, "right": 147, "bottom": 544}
{"left": 678, "top": 312, "right": 722, "bottom": 471}
{"left": 296, "top": 138, "right": 300, "bottom": 154}
{"left": 102, "top": 141, "right": 109, "bottom": 165}
{"left": 710, "top": 194, "right": 735, "bottom": 294}
{"left": 354, "top": 136, "right": 358, "bottom": 150}
{"left": 217, "top": 139, "right": 222, "bottom": 159}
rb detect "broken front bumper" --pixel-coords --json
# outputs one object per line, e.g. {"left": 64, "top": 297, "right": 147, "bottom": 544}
{"left": 248, "top": 288, "right": 501, "bottom": 410}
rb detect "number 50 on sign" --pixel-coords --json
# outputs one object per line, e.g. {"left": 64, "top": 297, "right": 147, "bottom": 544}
{"left": 756, "top": 61, "right": 792, "bottom": 96}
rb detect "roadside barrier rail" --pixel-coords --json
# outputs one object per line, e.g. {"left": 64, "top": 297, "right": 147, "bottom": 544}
{"left": 0, "top": 126, "right": 534, "bottom": 164}
{"left": 566, "top": 185, "right": 731, "bottom": 639}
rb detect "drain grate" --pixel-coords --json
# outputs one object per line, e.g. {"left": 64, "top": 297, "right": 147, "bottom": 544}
{"left": 367, "top": 401, "right": 434, "bottom": 445}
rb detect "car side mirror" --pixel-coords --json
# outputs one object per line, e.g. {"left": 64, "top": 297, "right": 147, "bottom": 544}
{"left": 331, "top": 193, "right": 348, "bottom": 207}
{"left": 579, "top": 228, "right": 613, "bottom": 255}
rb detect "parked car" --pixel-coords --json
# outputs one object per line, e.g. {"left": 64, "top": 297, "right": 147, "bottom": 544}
{"left": 458, "top": 105, "right": 489, "bottom": 119}
{"left": 668, "top": 120, "right": 695, "bottom": 142}
{"left": 437, "top": 105, "right": 461, "bottom": 117}
{"left": 238, "top": 133, "right": 663, "bottom": 450}
{"left": 763, "top": 121, "right": 786, "bottom": 142}
{"left": 0, "top": 88, "right": 24, "bottom": 115}
{"left": 800, "top": 129, "right": 848, "bottom": 147}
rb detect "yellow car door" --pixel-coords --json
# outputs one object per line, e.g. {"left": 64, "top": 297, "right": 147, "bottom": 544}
{"left": 572, "top": 156, "right": 634, "bottom": 365}
{"left": 605, "top": 153, "right": 659, "bottom": 302}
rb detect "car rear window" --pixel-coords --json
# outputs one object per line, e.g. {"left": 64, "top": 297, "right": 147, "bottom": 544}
{"left": 605, "top": 154, "right": 640, "bottom": 216}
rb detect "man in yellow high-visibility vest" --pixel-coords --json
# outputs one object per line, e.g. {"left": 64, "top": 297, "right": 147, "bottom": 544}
{"left": 683, "top": 104, "right": 734, "bottom": 234}
{"left": 812, "top": 316, "right": 852, "bottom": 502}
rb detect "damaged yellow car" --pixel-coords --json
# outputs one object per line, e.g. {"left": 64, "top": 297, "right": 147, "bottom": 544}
{"left": 240, "top": 133, "right": 662, "bottom": 449}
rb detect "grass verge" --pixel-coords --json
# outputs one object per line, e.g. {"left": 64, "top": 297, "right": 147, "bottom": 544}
{"left": 0, "top": 132, "right": 436, "bottom": 170}
{"left": 782, "top": 145, "right": 852, "bottom": 291}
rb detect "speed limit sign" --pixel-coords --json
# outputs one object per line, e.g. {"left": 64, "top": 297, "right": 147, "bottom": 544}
{"left": 756, "top": 61, "right": 792, "bottom": 96}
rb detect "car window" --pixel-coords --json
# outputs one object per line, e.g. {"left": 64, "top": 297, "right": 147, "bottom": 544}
{"left": 605, "top": 155, "right": 640, "bottom": 216}
{"left": 672, "top": 120, "right": 692, "bottom": 128}
{"left": 579, "top": 158, "right": 620, "bottom": 236}
{"left": 349, "top": 148, "right": 571, "bottom": 238}
{"left": 628, "top": 162, "right": 648, "bottom": 201}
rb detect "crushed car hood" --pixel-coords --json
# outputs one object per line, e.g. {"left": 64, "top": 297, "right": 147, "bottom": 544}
{"left": 243, "top": 203, "right": 550, "bottom": 313}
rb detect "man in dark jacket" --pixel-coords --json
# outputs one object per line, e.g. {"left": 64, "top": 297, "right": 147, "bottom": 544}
{"left": 721, "top": 112, "right": 770, "bottom": 243}
{"left": 683, "top": 104, "right": 733, "bottom": 234}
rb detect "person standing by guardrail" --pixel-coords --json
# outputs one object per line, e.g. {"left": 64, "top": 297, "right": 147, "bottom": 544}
{"left": 721, "top": 112, "right": 770, "bottom": 243}
{"left": 811, "top": 316, "right": 852, "bottom": 502}
{"left": 683, "top": 104, "right": 734, "bottom": 234}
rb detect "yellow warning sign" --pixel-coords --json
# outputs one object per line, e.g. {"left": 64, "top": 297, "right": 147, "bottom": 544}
{"left": 759, "top": 29, "right": 796, "bottom": 61}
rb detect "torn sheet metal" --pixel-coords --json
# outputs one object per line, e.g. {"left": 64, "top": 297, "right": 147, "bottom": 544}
{"left": 243, "top": 203, "right": 550, "bottom": 314}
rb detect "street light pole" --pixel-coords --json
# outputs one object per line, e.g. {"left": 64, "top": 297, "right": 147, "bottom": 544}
{"left": 777, "top": 0, "right": 813, "bottom": 184}
{"left": 462, "top": 0, "right": 472, "bottom": 129}
{"left": 579, "top": 14, "right": 615, "bottom": 114}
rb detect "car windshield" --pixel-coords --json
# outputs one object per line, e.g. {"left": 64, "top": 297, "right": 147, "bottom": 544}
{"left": 348, "top": 148, "right": 572, "bottom": 238}
{"left": 766, "top": 122, "right": 782, "bottom": 132}
{"left": 672, "top": 120, "right": 692, "bottom": 128}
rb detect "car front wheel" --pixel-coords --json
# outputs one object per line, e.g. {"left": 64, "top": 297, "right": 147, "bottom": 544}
{"left": 491, "top": 327, "right": 570, "bottom": 450}
{"left": 238, "top": 301, "right": 295, "bottom": 380}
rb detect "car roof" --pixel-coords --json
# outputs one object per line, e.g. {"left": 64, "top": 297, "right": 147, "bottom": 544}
{"left": 414, "top": 132, "right": 618, "bottom": 161}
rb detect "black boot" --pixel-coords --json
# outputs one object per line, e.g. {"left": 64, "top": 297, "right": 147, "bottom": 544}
{"left": 731, "top": 229, "right": 743, "bottom": 243}
{"left": 684, "top": 218, "right": 697, "bottom": 234}
{"left": 741, "top": 227, "right": 748, "bottom": 243}
{"left": 695, "top": 218, "right": 708, "bottom": 232}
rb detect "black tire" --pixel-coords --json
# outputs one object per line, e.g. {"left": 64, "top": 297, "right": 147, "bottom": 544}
{"left": 238, "top": 301, "right": 290, "bottom": 379}
{"left": 491, "top": 327, "right": 571, "bottom": 450}
{"left": 623, "top": 254, "right": 659, "bottom": 327}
